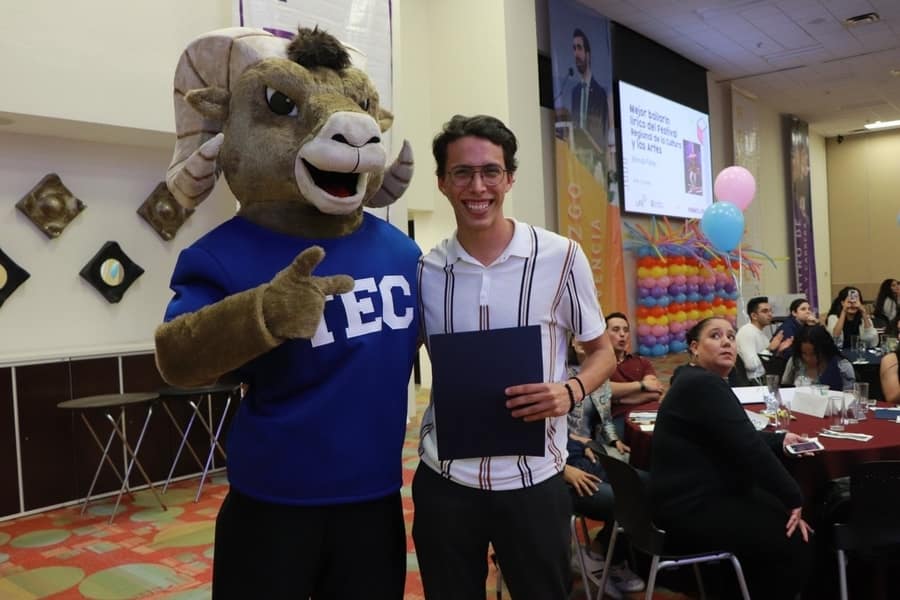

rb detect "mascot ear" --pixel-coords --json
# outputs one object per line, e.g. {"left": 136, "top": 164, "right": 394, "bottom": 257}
{"left": 376, "top": 106, "right": 394, "bottom": 132}
{"left": 185, "top": 87, "right": 231, "bottom": 122}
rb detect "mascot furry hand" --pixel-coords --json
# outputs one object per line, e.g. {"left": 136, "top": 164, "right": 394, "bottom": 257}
{"left": 154, "top": 27, "right": 416, "bottom": 389}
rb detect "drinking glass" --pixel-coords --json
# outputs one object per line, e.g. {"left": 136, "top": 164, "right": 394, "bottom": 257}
{"left": 777, "top": 396, "right": 791, "bottom": 433}
{"left": 765, "top": 374, "right": 780, "bottom": 394}
{"left": 829, "top": 393, "right": 847, "bottom": 431}
{"left": 848, "top": 335, "right": 859, "bottom": 357}
{"left": 843, "top": 387, "right": 859, "bottom": 425}
{"left": 794, "top": 375, "right": 812, "bottom": 388}
{"left": 854, "top": 382, "right": 872, "bottom": 411}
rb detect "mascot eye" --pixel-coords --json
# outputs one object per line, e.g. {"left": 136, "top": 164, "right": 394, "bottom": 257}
{"left": 265, "top": 87, "right": 298, "bottom": 116}
{"left": 359, "top": 98, "right": 370, "bottom": 111}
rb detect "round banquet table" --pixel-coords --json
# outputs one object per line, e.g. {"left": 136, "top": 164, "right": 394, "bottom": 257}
{"left": 624, "top": 399, "right": 900, "bottom": 504}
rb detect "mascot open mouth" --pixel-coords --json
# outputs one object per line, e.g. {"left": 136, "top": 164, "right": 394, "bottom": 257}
{"left": 303, "top": 160, "right": 359, "bottom": 198}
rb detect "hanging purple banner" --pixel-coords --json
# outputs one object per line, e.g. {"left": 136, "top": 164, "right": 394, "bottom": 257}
{"left": 789, "top": 117, "right": 817, "bottom": 310}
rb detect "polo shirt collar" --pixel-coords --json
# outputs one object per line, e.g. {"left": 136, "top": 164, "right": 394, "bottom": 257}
{"left": 446, "top": 219, "right": 531, "bottom": 265}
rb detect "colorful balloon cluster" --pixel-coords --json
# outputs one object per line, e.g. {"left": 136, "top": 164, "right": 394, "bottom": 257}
{"left": 635, "top": 249, "right": 739, "bottom": 357}
{"left": 699, "top": 166, "right": 756, "bottom": 253}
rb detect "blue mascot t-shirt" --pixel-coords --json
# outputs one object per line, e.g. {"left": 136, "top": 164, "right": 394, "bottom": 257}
{"left": 164, "top": 212, "right": 420, "bottom": 505}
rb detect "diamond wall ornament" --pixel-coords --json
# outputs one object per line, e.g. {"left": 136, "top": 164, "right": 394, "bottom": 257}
{"left": 137, "top": 182, "right": 194, "bottom": 241}
{"left": 79, "top": 242, "right": 144, "bottom": 303}
{"left": 0, "top": 248, "right": 30, "bottom": 308}
{"left": 16, "top": 173, "right": 86, "bottom": 239}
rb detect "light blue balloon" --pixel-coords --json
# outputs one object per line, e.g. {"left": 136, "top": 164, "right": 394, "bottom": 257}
{"left": 701, "top": 202, "right": 745, "bottom": 252}
{"left": 638, "top": 344, "right": 652, "bottom": 356}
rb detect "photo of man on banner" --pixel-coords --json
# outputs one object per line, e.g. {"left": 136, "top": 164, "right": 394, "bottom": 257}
{"left": 549, "top": 3, "right": 613, "bottom": 187}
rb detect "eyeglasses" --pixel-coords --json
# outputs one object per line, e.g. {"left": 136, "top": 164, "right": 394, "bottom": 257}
{"left": 447, "top": 165, "right": 507, "bottom": 188}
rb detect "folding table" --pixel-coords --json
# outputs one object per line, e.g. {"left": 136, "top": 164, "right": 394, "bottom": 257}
{"left": 158, "top": 381, "right": 240, "bottom": 501}
{"left": 57, "top": 392, "right": 164, "bottom": 523}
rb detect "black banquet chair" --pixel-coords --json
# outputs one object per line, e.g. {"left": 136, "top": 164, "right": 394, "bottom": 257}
{"left": 833, "top": 460, "right": 900, "bottom": 600}
{"left": 594, "top": 453, "right": 750, "bottom": 600}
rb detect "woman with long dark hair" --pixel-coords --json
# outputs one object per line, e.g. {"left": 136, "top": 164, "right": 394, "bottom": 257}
{"left": 651, "top": 317, "right": 813, "bottom": 600}
{"left": 783, "top": 325, "right": 855, "bottom": 391}
{"left": 826, "top": 286, "right": 877, "bottom": 350}
{"left": 874, "top": 278, "right": 900, "bottom": 334}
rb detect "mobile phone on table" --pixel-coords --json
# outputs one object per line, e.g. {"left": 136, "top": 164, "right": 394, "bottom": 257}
{"left": 786, "top": 438, "right": 825, "bottom": 455}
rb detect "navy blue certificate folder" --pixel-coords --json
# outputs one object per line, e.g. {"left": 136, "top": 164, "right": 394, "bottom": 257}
{"left": 429, "top": 325, "right": 545, "bottom": 461}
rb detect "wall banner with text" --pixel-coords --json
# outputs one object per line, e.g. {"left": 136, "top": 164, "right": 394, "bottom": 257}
{"left": 788, "top": 117, "right": 817, "bottom": 309}
{"left": 547, "top": 0, "right": 626, "bottom": 310}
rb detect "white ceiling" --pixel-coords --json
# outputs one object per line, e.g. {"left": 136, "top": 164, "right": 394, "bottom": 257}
{"left": 582, "top": 0, "right": 900, "bottom": 137}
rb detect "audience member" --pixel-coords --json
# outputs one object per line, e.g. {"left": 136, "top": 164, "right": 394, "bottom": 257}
{"left": 782, "top": 325, "right": 855, "bottom": 390}
{"left": 606, "top": 312, "right": 663, "bottom": 437}
{"left": 874, "top": 278, "right": 900, "bottom": 334}
{"left": 881, "top": 345, "right": 900, "bottom": 404}
{"left": 414, "top": 114, "right": 616, "bottom": 599}
{"left": 651, "top": 317, "right": 813, "bottom": 600}
{"left": 826, "top": 286, "right": 877, "bottom": 350}
{"left": 565, "top": 379, "right": 645, "bottom": 597}
{"left": 569, "top": 340, "right": 628, "bottom": 458}
{"left": 735, "top": 296, "right": 792, "bottom": 385}
{"left": 774, "top": 297, "right": 819, "bottom": 358}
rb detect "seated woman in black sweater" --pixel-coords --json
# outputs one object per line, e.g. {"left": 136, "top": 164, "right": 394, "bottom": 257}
{"left": 651, "top": 317, "right": 813, "bottom": 600}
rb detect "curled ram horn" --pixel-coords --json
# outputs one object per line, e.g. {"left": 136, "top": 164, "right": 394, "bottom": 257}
{"left": 367, "top": 140, "right": 414, "bottom": 208}
{"left": 166, "top": 28, "right": 287, "bottom": 209}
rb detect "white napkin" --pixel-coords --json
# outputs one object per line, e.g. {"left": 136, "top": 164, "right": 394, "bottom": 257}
{"left": 818, "top": 430, "right": 873, "bottom": 442}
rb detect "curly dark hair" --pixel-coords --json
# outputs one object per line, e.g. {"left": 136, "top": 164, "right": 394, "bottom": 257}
{"left": 287, "top": 27, "right": 351, "bottom": 71}
{"left": 432, "top": 115, "right": 518, "bottom": 177}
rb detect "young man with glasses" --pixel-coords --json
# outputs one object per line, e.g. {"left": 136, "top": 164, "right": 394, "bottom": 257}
{"left": 736, "top": 296, "right": 792, "bottom": 384}
{"left": 413, "top": 114, "right": 616, "bottom": 598}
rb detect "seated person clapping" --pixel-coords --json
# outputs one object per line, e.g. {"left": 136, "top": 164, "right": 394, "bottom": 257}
{"left": 651, "top": 317, "right": 813, "bottom": 600}
{"left": 773, "top": 298, "right": 820, "bottom": 359}
{"left": 782, "top": 325, "right": 855, "bottom": 390}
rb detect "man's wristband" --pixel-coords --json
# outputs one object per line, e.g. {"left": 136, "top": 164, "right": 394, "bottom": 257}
{"left": 568, "top": 375, "right": 587, "bottom": 400}
{"left": 564, "top": 382, "right": 576, "bottom": 413}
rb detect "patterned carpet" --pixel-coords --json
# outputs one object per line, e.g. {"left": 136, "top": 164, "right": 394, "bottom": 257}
{"left": 0, "top": 354, "right": 690, "bottom": 599}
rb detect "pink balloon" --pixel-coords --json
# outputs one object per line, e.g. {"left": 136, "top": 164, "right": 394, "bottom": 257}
{"left": 637, "top": 324, "right": 651, "bottom": 336}
{"left": 714, "top": 166, "right": 756, "bottom": 211}
{"left": 686, "top": 275, "right": 700, "bottom": 285}
{"left": 651, "top": 325, "right": 668, "bottom": 337}
{"left": 657, "top": 275, "right": 671, "bottom": 288}
{"left": 669, "top": 322, "right": 684, "bottom": 333}
{"left": 639, "top": 277, "right": 656, "bottom": 289}
{"left": 673, "top": 275, "right": 687, "bottom": 285}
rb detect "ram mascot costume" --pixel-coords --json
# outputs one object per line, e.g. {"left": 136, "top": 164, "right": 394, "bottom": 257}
{"left": 155, "top": 27, "right": 419, "bottom": 599}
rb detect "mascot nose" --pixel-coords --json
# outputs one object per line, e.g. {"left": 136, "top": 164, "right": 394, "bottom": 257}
{"left": 319, "top": 112, "right": 382, "bottom": 149}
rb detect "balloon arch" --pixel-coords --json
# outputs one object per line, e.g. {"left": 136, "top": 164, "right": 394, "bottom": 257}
{"left": 626, "top": 217, "right": 773, "bottom": 358}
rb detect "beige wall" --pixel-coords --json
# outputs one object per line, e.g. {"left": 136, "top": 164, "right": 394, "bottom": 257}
{"left": 826, "top": 130, "right": 900, "bottom": 302}
{"left": 0, "top": 0, "right": 231, "bottom": 138}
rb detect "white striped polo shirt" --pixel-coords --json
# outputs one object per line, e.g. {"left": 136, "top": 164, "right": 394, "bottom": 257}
{"left": 417, "top": 219, "right": 606, "bottom": 490}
